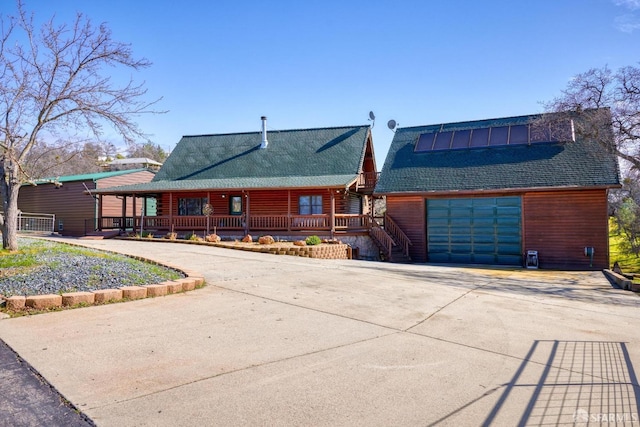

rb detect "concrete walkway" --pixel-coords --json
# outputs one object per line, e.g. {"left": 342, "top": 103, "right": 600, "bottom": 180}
{"left": 1, "top": 237, "right": 640, "bottom": 426}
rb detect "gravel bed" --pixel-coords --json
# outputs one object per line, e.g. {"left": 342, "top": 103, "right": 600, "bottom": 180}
{"left": 0, "top": 238, "right": 184, "bottom": 297}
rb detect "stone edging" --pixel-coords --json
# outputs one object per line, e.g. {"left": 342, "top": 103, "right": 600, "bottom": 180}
{"left": 603, "top": 269, "right": 639, "bottom": 291}
{"left": 118, "top": 237, "right": 353, "bottom": 259}
{"left": 0, "top": 240, "right": 205, "bottom": 314}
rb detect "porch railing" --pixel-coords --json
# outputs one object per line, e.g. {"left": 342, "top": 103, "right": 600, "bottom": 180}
{"left": 356, "top": 172, "right": 379, "bottom": 192}
{"left": 97, "top": 216, "right": 135, "bottom": 230}
{"left": 335, "top": 214, "right": 370, "bottom": 230}
{"left": 168, "top": 215, "right": 244, "bottom": 230}
{"left": 249, "top": 215, "right": 289, "bottom": 230}
{"left": 290, "top": 215, "right": 331, "bottom": 230}
{"left": 97, "top": 213, "right": 370, "bottom": 234}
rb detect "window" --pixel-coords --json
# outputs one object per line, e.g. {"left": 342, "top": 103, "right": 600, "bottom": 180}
{"left": 299, "top": 195, "right": 322, "bottom": 215}
{"left": 178, "top": 197, "right": 208, "bottom": 216}
{"left": 230, "top": 196, "right": 242, "bottom": 215}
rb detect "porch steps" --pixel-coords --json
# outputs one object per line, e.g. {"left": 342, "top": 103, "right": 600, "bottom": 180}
{"left": 81, "top": 230, "right": 121, "bottom": 240}
{"left": 389, "top": 245, "right": 412, "bottom": 263}
{"left": 369, "top": 227, "right": 412, "bottom": 263}
{"left": 368, "top": 215, "right": 413, "bottom": 263}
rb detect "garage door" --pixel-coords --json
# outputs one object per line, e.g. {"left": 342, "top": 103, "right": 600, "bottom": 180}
{"left": 427, "top": 196, "right": 522, "bottom": 265}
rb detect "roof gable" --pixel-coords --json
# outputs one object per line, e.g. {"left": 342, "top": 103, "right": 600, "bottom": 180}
{"left": 153, "top": 125, "right": 370, "bottom": 184}
{"left": 376, "top": 111, "right": 620, "bottom": 194}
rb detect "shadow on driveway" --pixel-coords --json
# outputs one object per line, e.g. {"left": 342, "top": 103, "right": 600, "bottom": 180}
{"left": 345, "top": 262, "right": 640, "bottom": 308}
{"left": 0, "top": 338, "right": 94, "bottom": 427}
{"left": 431, "top": 340, "right": 640, "bottom": 426}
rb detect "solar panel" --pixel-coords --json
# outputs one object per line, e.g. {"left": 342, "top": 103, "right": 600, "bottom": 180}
{"left": 531, "top": 120, "right": 574, "bottom": 143}
{"left": 414, "top": 120, "right": 574, "bottom": 153}
{"left": 489, "top": 126, "right": 509, "bottom": 146}
{"left": 470, "top": 128, "right": 490, "bottom": 148}
{"left": 415, "top": 132, "right": 435, "bottom": 151}
{"left": 451, "top": 129, "right": 471, "bottom": 149}
{"left": 433, "top": 131, "right": 454, "bottom": 150}
{"left": 509, "top": 124, "right": 529, "bottom": 145}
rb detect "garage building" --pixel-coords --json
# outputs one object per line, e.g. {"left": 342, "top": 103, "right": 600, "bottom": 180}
{"left": 375, "top": 110, "right": 620, "bottom": 269}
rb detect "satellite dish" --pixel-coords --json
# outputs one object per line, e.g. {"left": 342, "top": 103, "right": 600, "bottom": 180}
{"left": 369, "top": 111, "right": 376, "bottom": 121}
{"left": 387, "top": 119, "right": 397, "bottom": 131}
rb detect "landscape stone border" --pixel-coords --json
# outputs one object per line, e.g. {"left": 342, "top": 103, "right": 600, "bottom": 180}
{"left": 603, "top": 268, "right": 640, "bottom": 291}
{"left": 119, "top": 237, "right": 352, "bottom": 259}
{"left": 0, "top": 239, "right": 205, "bottom": 314}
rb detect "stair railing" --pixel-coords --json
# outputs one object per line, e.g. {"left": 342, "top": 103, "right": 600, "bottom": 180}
{"left": 370, "top": 219, "right": 395, "bottom": 259}
{"left": 384, "top": 214, "right": 412, "bottom": 258}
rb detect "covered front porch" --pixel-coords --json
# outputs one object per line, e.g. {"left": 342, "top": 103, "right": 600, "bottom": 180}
{"left": 95, "top": 213, "right": 372, "bottom": 236}
{"left": 90, "top": 187, "right": 375, "bottom": 238}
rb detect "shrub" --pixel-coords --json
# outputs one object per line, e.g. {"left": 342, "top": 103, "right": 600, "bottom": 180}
{"left": 185, "top": 232, "right": 202, "bottom": 241}
{"left": 305, "top": 235, "right": 322, "bottom": 246}
{"left": 165, "top": 232, "right": 177, "bottom": 240}
{"left": 242, "top": 234, "right": 253, "bottom": 243}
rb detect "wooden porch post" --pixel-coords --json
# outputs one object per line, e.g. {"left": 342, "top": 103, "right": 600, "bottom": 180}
{"left": 169, "top": 193, "right": 173, "bottom": 233}
{"left": 132, "top": 194, "right": 137, "bottom": 232}
{"left": 121, "top": 196, "right": 127, "bottom": 232}
{"left": 244, "top": 192, "right": 250, "bottom": 236}
{"left": 207, "top": 191, "right": 211, "bottom": 235}
{"left": 98, "top": 194, "right": 103, "bottom": 231}
{"left": 330, "top": 189, "right": 335, "bottom": 239}
{"left": 287, "top": 190, "right": 291, "bottom": 232}
{"left": 142, "top": 195, "right": 147, "bottom": 234}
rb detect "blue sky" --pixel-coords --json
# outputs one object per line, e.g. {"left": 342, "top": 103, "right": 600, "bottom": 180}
{"left": 5, "top": 0, "right": 640, "bottom": 166}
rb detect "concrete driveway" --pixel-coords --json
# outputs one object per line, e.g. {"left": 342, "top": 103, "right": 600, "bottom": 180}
{"left": 1, "top": 238, "right": 639, "bottom": 426}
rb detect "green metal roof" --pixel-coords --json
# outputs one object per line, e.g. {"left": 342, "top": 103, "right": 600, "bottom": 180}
{"left": 375, "top": 112, "right": 620, "bottom": 194}
{"left": 33, "top": 169, "right": 151, "bottom": 184}
{"left": 93, "top": 125, "right": 371, "bottom": 194}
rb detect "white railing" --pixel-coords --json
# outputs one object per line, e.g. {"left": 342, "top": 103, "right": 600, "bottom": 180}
{"left": 17, "top": 211, "right": 55, "bottom": 234}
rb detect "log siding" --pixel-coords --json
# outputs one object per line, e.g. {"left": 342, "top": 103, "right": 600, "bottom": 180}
{"left": 386, "top": 189, "right": 611, "bottom": 269}
{"left": 523, "top": 189, "right": 609, "bottom": 270}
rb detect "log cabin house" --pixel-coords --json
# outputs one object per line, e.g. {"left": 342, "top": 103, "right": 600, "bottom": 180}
{"left": 90, "top": 118, "right": 382, "bottom": 257}
{"left": 375, "top": 110, "right": 620, "bottom": 269}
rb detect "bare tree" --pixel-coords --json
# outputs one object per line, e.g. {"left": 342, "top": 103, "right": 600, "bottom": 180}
{"left": 26, "top": 140, "right": 117, "bottom": 178}
{"left": 126, "top": 141, "right": 169, "bottom": 163}
{"left": 0, "top": 1, "right": 162, "bottom": 250}
{"left": 544, "top": 64, "right": 640, "bottom": 170}
{"left": 545, "top": 63, "right": 640, "bottom": 261}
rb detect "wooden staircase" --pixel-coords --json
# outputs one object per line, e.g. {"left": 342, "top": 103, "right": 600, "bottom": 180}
{"left": 369, "top": 214, "right": 412, "bottom": 263}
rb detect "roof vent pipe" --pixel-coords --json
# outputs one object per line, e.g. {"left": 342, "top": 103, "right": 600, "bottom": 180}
{"left": 260, "top": 116, "right": 268, "bottom": 149}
